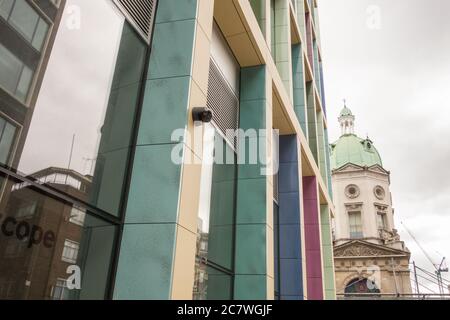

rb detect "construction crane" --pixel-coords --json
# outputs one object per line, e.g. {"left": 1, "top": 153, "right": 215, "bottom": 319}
{"left": 401, "top": 222, "right": 448, "bottom": 295}
{"left": 436, "top": 257, "right": 449, "bottom": 295}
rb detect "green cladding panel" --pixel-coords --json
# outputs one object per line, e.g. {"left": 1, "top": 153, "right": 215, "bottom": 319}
{"left": 113, "top": 0, "right": 199, "bottom": 299}
{"left": 316, "top": 111, "right": 327, "bottom": 184}
{"left": 292, "top": 44, "right": 308, "bottom": 137}
{"left": 306, "top": 81, "right": 318, "bottom": 162}
{"left": 320, "top": 205, "right": 336, "bottom": 300}
{"left": 249, "top": 0, "right": 266, "bottom": 36}
{"left": 234, "top": 66, "right": 269, "bottom": 299}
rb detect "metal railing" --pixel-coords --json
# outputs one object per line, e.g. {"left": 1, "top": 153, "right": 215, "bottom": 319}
{"left": 337, "top": 293, "right": 450, "bottom": 300}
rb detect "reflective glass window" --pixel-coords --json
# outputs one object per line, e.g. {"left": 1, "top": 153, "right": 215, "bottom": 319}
{"left": 193, "top": 22, "right": 240, "bottom": 299}
{"left": 0, "top": 116, "right": 17, "bottom": 165}
{"left": 0, "top": 43, "right": 33, "bottom": 102}
{"left": 69, "top": 205, "right": 86, "bottom": 226}
{"left": 1, "top": 0, "right": 50, "bottom": 51}
{"left": 9, "top": 0, "right": 40, "bottom": 42}
{"left": 31, "top": 17, "right": 49, "bottom": 51}
{"left": 14, "top": 64, "right": 33, "bottom": 102}
{"left": 52, "top": 278, "right": 69, "bottom": 300}
{"left": 194, "top": 125, "right": 237, "bottom": 300}
{"left": 0, "top": 0, "right": 152, "bottom": 300}
{"left": 61, "top": 239, "right": 79, "bottom": 263}
{"left": 0, "top": 172, "right": 118, "bottom": 299}
{"left": 193, "top": 261, "right": 233, "bottom": 300}
{"left": 0, "top": 0, "right": 14, "bottom": 19}
{"left": 14, "top": 0, "right": 147, "bottom": 217}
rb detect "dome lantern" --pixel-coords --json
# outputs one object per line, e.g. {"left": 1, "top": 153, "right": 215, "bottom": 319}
{"left": 338, "top": 101, "right": 355, "bottom": 135}
{"left": 331, "top": 107, "right": 383, "bottom": 170}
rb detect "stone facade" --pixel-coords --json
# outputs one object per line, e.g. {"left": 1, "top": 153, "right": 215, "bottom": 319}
{"left": 330, "top": 108, "right": 412, "bottom": 297}
{"left": 334, "top": 240, "right": 412, "bottom": 295}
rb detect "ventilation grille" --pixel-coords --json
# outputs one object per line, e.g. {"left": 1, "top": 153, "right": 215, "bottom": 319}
{"left": 207, "top": 60, "right": 240, "bottom": 149}
{"left": 114, "top": 0, "right": 157, "bottom": 43}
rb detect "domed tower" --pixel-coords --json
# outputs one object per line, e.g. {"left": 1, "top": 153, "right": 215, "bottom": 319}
{"left": 338, "top": 104, "right": 355, "bottom": 135}
{"left": 330, "top": 104, "right": 412, "bottom": 298}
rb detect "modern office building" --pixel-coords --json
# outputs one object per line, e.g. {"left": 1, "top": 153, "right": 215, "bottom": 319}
{"left": 0, "top": 0, "right": 335, "bottom": 300}
{"left": 330, "top": 106, "right": 412, "bottom": 297}
{"left": 0, "top": 0, "right": 65, "bottom": 169}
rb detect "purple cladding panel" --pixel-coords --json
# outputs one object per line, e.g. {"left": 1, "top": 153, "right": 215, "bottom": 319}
{"left": 302, "top": 176, "right": 323, "bottom": 300}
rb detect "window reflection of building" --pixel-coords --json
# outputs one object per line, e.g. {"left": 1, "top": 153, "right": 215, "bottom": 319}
{"left": 0, "top": 0, "right": 65, "bottom": 171}
{"left": 0, "top": 167, "right": 88, "bottom": 299}
{"left": 61, "top": 239, "right": 79, "bottom": 264}
{"left": 0, "top": 0, "right": 69, "bottom": 300}
{"left": 193, "top": 218, "right": 209, "bottom": 300}
{"left": 192, "top": 24, "right": 239, "bottom": 298}
{"left": 0, "top": 0, "right": 155, "bottom": 299}
{"left": 193, "top": 106, "right": 237, "bottom": 299}
{"left": 52, "top": 278, "right": 69, "bottom": 300}
{"left": 69, "top": 205, "right": 85, "bottom": 226}
{"left": 0, "top": 117, "right": 16, "bottom": 165}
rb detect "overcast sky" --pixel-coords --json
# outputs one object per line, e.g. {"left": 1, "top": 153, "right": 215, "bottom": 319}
{"left": 319, "top": 0, "right": 450, "bottom": 293}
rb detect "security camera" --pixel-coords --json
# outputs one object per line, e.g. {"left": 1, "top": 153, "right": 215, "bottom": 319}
{"left": 192, "top": 107, "right": 213, "bottom": 123}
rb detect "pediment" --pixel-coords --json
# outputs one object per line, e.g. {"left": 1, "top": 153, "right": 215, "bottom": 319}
{"left": 333, "top": 163, "right": 365, "bottom": 173}
{"left": 367, "top": 164, "right": 389, "bottom": 175}
{"left": 334, "top": 240, "right": 409, "bottom": 258}
{"left": 333, "top": 163, "right": 390, "bottom": 176}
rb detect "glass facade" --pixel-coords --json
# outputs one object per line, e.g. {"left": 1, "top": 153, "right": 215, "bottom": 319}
{"left": 192, "top": 22, "right": 241, "bottom": 300}
{"left": 0, "top": 0, "right": 150, "bottom": 299}
{"left": 0, "top": 42, "right": 34, "bottom": 103}
{"left": 0, "top": 116, "right": 16, "bottom": 165}
{"left": 17, "top": 2, "right": 146, "bottom": 216}
{"left": 0, "top": 171, "right": 118, "bottom": 299}
{"left": 194, "top": 126, "right": 237, "bottom": 300}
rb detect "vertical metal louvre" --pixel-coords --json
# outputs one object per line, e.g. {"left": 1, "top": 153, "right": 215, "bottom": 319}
{"left": 207, "top": 59, "right": 240, "bottom": 150}
{"left": 113, "top": 0, "right": 157, "bottom": 43}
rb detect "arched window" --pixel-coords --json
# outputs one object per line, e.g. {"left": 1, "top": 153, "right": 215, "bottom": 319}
{"left": 344, "top": 278, "right": 381, "bottom": 296}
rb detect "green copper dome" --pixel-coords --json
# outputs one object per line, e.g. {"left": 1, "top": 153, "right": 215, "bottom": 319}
{"left": 330, "top": 134, "right": 383, "bottom": 170}
{"left": 339, "top": 105, "right": 353, "bottom": 117}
